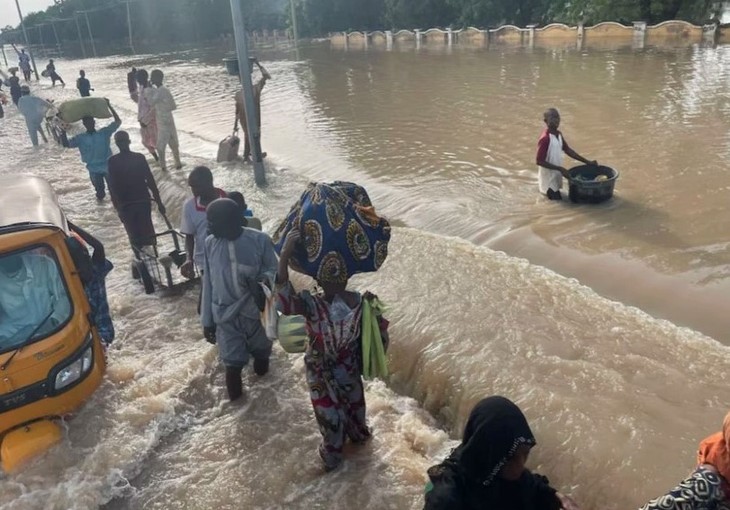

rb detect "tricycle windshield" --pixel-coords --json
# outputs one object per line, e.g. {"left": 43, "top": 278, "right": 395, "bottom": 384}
{"left": 0, "top": 245, "right": 73, "bottom": 353}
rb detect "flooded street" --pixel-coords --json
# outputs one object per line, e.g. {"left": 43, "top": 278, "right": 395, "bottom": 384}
{"left": 1, "top": 41, "right": 730, "bottom": 509}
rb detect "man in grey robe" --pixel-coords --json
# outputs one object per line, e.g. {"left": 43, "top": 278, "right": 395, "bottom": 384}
{"left": 200, "top": 198, "right": 278, "bottom": 401}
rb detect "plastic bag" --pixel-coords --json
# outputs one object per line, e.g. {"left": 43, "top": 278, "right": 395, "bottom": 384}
{"left": 57, "top": 97, "right": 112, "bottom": 123}
{"left": 260, "top": 283, "right": 278, "bottom": 341}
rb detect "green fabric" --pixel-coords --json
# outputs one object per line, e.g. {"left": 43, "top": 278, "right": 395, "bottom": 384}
{"left": 361, "top": 297, "right": 388, "bottom": 380}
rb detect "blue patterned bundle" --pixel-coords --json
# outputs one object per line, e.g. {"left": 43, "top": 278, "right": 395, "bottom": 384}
{"left": 273, "top": 182, "right": 391, "bottom": 283}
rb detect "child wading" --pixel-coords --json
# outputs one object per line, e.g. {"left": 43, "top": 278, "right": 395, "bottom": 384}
{"left": 536, "top": 108, "right": 597, "bottom": 201}
{"left": 276, "top": 228, "right": 389, "bottom": 471}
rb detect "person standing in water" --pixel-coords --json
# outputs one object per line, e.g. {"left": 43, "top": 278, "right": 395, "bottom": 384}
{"left": 107, "top": 131, "right": 166, "bottom": 251}
{"left": 7, "top": 69, "right": 22, "bottom": 106}
{"left": 61, "top": 99, "right": 122, "bottom": 200}
{"left": 46, "top": 59, "right": 65, "bottom": 86}
{"left": 200, "top": 198, "right": 278, "bottom": 401}
{"left": 424, "top": 396, "right": 581, "bottom": 510}
{"left": 536, "top": 108, "right": 596, "bottom": 201}
{"left": 234, "top": 58, "right": 271, "bottom": 162}
{"left": 16, "top": 48, "right": 32, "bottom": 81}
{"left": 145, "top": 69, "right": 182, "bottom": 171}
{"left": 127, "top": 67, "right": 138, "bottom": 102}
{"left": 17, "top": 86, "right": 51, "bottom": 146}
{"left": 135, "top": 69, "right": 159, "bottom": 162}
{"left": 277, "top": 228, "right": 390, "bottom": 472}
{"left": 76, "top": 70, "right": 92, "bottom": 97}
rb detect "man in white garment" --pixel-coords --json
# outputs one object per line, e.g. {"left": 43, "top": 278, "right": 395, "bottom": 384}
{"left": 536, "top": 108, "right": 596, "bottom": 201}
{"left": 146, "top": 69, "right": 182, "bottom": 171}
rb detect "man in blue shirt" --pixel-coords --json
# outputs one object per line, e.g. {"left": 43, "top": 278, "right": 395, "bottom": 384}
{"left": 61, "top": 99, "right": 121, "bottom": 201}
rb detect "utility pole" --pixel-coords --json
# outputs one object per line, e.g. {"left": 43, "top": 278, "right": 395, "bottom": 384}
{"left": 289, "top": 0, "right": 299, "bottom": 44}
{"left": 1, "top": 44, "right": 8, "bottom": 67}
{"left": 74, "top": 14, "right": 87, "bottom": 58}
{"left": 82, "top": 11, "right": 97, "bottom": 57}
{"left": 14, "top": 0, "right": 40, "bottom": 80}
{"left": 50, "top": 20, "right": 61, "bottom": 55}
{"left": 126, "top": 0, "right": 135, "bottom": 54}
{"left": 230, "top": 0, "right": 266, "bottom": 186}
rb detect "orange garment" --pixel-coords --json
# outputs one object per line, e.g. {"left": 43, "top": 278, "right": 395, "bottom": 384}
{"left": 697, "top": 412, "right": 730, "bottom": 480}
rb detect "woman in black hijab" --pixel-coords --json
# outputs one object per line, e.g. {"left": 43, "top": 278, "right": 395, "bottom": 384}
{"left": 424, "top": 396, "right": 580, "bottom": 510}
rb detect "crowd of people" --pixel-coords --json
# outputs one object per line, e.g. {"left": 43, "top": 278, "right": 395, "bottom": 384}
{"left": 2, "top": 48, "right": 729, "bottom": 510}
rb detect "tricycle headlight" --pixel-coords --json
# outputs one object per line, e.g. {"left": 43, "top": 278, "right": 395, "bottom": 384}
{"left": 54, "top": 343, "right": 93, "bottom": 391}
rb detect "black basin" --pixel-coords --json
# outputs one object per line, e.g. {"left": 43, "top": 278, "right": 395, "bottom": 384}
{"left": 567, "top": 165, "right": 619, "bottom": 203}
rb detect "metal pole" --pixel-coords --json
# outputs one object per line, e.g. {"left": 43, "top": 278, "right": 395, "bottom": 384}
{"left": 50, "top": 20, "right": 61, "bottom": 54}
{"left": 83, "top": 11, "right": 97, "bottom": 57}
{"left": 126, "top": 0, "right": 135, "bottom": 54}
{"left": 14, "top": 0, "right": 40, "bottom": 80}
{"left": 38, "top": 25, "right": 44, "bottom": 52}
{"left": 1, "top": 44, "right": 8, "bottom": 67}
{"left": 230, "top": 0, "right": 265, "bottom": 186}
{"left": 74, "top": 15, "right": 87, "bottom": 58}
{"left": 289, "top": 0, "right": 299, "bottom": 44}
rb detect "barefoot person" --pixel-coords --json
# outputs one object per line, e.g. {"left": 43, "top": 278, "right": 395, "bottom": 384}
{"left": 145, "top": 69, "right": 181, "bottom": 171}
{"left": 107, "top": 131, "right": 165, "bottom": 252}
{"left": 234, "top": 58, "right": 271, "bottom": 162}
{"left": 536, "top": 108, "right": 596, "bottom": 201}
{"left": 200, "top": 198, "right": 278, "bottom": 401}
{"left": 61, "top": 99, "right": 122, "bottom": 200}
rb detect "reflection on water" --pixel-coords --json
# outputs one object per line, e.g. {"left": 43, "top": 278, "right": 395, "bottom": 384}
{"left": 0, "top": 42, "right": 729, "bottom": 510}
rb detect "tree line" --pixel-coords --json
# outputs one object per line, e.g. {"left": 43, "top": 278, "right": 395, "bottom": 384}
{"left": 295, "top": 0, "right": 719, "bottom": 36}
{"left": 1, "top": 0, "right": 287, "bottom": 48}
{"left": 0, "top": 0, "right": 719, "bottom": 47}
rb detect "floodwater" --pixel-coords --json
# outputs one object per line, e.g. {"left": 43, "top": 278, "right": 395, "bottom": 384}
{"left": 1, "top": 41, "right": 729, "bottom": 510}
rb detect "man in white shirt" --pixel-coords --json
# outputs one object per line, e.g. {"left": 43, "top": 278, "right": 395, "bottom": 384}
{"left": 180, "top": 166, "right": 226, "bottom": 280}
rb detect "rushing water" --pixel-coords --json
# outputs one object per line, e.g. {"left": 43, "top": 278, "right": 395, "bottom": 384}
{"left": 1, "top": 41, "right": 730, "bottom": 510}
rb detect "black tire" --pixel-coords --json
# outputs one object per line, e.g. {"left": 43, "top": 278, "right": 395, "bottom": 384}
{"left": 138, "top": 262, "right": 155, "bottom": 294}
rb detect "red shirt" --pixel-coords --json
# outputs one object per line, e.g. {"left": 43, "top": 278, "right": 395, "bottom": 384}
{"left": 536, "top": 128, "right": 570, "bottom": 165}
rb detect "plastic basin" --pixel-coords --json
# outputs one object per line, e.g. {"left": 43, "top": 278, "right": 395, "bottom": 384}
{"left": 567, "top": 165, "right": 619, "bottom": 203}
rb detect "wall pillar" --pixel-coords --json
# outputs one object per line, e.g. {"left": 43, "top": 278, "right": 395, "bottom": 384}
{"left": 385, "top": 30, "right": 393, "bottom": 50}
{"left": 527, "top": 24, "right": 537, "bottom": 47}
{"left": 633, "top": 21, "right": 647, "bottom": 49}
{"left": 703, "top": 23, "right": 718, "bottom": 43}
{"left": 343, "top": 31, "right": 349, "bottom": 50}
{"left": 447, "top": 27, "right": 453, "bottom": 46}
{"left": 415, "top": 29, "right": 422, "bottom": 49}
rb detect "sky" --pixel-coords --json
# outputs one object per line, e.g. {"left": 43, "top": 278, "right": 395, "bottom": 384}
{"left": 1, "top": 0, "right": 56, "bottom": 28}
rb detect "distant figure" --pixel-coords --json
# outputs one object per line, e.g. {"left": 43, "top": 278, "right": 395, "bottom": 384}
{"left": 46, "top": 59, "right": 65, "bottom": 86}
{"left": 17, "top": 85, "right": 50, "bottom": 147}
{"left": 180, "top": 166, "right": 226, "bottom": 279}
{"left": 61, "top": 99, "right": 122, "bottom": 200}
{"left": 639, "top": 410, "right": 730, "bottom": 510}
{"left": 76, "top": 70, "right": 92, "bottom": 97}
{"left": 200, "top": 198, "right": 278, "bottom": 401}
{"left": 135, "top": 69, "right": 159, "bottom": 161}
{"left": 424, "top": 396, "right": 581, "bottom": 510}
{"left": 145, "top": 69, "right": 181, "bottom": 171}
{"left": 127, "top": 67, "right": 138, "bottom": 102}
{"left": 107, "top": 130, "right": 165, "bottom": 251}
{"left": 536, "top": 108, "right": 596, "bottom": 201}
{"left": 234, "top": 58, "right": 271, "bottom": 162}
{"left": 17, "top": 48, "right": 31, "bottom": 81}
{"left": 7, "top": 69, "right": 22, "bottom": 105}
